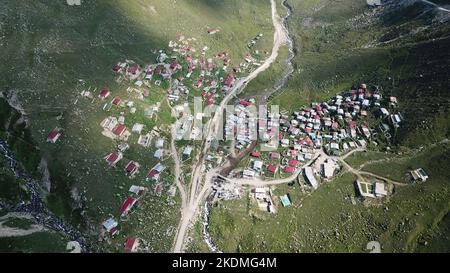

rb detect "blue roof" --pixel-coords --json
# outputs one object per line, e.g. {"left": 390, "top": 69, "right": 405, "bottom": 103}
{"left": 280, "top": 195, "right": 291, "bottom": 207}
{"left": 103, "top": 218, "right": 118, "bottom": 230}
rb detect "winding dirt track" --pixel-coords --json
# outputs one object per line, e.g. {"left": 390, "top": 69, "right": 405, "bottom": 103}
{"left": 171, "top": 0, "right": 288, "bottom": 253}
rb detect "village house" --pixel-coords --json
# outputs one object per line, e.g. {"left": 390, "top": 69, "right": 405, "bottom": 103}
{"left": 168, "top": 185, "right": 177, "bottom": 197}
{"left": 102, "top": 218, "right": 119, "bottom": 236}
{"left": 147, "top": 163, "right": 166, "bottom": 181}
{"left": 267, "top": 164, "right": 278, "bottom": 173}
{"left": 101, "top": 116, "right": 118, "bottom": 131}
{"left": 113, "top": 124, "right": 127, "bottom": 137}
{"left": 154, "top": 149, "right": 164, "bottom": 159}
{"left": 138, "top": 133, "right": 151, "bottom": 147}
{"left": 125, "top": 161, "right": 140, "bottom": 176}
{"left": 154, "top": 182, "right": 163, "bottom": 196}
{"left": 303, "top": 167, "right": 318, "bottom": 189}
{"left": 411, "top": 168, "right": 429, "bottom": 182}
{"left": 356, "top": 179, "right": 388, "bottom": 199}
{"left": 207, "top": 28, "right": 220, "bottom": 35}
{"left": 104, "top": 152, "right": 123, "bottom": 166}
{"left": 224, "top": 74, "right": 235, "bottom": 88}
{"left": 128, "top": 185, "right": 146, "bottom": 195}
{"left": 99, "top": 89, "right": 111, "bottom": 100}
{"left": 243, "top": 169, "right": 256, "bottom": 179}
{"left": 127, "top": 65, "right": 140, "bottom": 76}
{"left": 118, "top": 142, "right": 130, "bottom": 152}
{"left": 112, "top": 97, "right": 121, "bottom": 106}
{"left": 280, "top": 194, "right": 292, "bottom": 207}
{"left": 132, "top": 123, "right": 144, "bottom": 134}
{"left": 47, "top": 129, "right": 61, "bottom": 143}
{"left": 251, "top": 187, "right": 275, "bottom": 213}
{"left": 252, "top": 160, "right": 263, "bottom": 172}
{"left": 182, "top": 146, "right": 193, "bottom": 158}
{"left": 283, "top": 166, "right": 295, "bottom": 173}
{"left": 119, "top": 196, "right": 138, "bottom": 217}
{"left": 270, "top": 152, "right": 281, "bottom": 160}
{"left": 374, "top": 182, "right": 388, "bottom": 198}
{"left": 321, "top": 160, "right": 337, "bottom": 179}
{"left": 155, "top": 138, "right": 165, "bottom": 149}
{"left": 124, "top": 238, "right": 139, "bottom": 252}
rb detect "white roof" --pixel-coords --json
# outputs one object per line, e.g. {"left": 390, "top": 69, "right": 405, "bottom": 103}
{"left": 304, "top": 167, "right": 318, "bottom": 189}
{"left": 183, "top": 146, "right": 193, "bottom": 155}
{"left": 102, "top": 218, "right": 118, "bottom": 231}
{"left": 132, "top": 123, "right": 144, "bottom": 133}
{"left": 374, "top": 182, "right": 387, "bottom": 196}
{"left": 322, "top": 163, "right": 335, "bottom": 178}
{"left": 253, "top": 160, "right": 263, "bottom": 170}
{"left": 155, "top": 138, "right": 165, "bottom": 148}
{"left": 129, "top": 185, "right": 144, "bottom": 194}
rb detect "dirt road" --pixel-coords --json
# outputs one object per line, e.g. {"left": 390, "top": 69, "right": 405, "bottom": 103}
{"left": 338, "top": 157, "right": 407, "bottom": 186}
{"left": 172, "top": 0, "right": 288, "bottom": 253}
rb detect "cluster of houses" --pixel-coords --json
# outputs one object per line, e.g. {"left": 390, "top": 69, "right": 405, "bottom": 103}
{"left": 248, "top": 33, "right": 264, "bottom": 48}
{"left": 274, "top": 84, "right": 402, "bottom": 157}
{"left": 101, "top": 184, "right": 145, "bottom": 252}
{"left": 225, "top": 99, "right": 257, "bottom": 150}
{"left": 220, "top": 84, "right": 406, "bottom": 203}
{"left": 100, "top": 135, "right": 172, "bottom": 251}
{"left": 93, "top": 33, "right": 270, "bottom": 250}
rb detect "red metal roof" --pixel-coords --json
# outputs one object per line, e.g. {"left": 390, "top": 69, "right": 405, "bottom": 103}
{"left": 99, "top": 89, "right": 110, "bottom": 96}
{"left": 126, "top": 162, "right": 137, "bottom": 173}
{"left": 251, "top": 151, "right": 261, "bottom": 158}
{"left": 224, "top": 74, "right": 234, "bottom": 87}
{"left": 147, "top": 169, "right": 159, "bottom": 178}
{"left": 112, "top": 97, "right": 121, "bottom": 105}
{"left": 127, "top": 66, "right": 139, "bottom": 73}
{"left": 47, "top": 130, "right": 59, "bottom": 140}
{"left": 267, "top": 165, "right": 278, "bottom": 173}
{"left": 114, "top": 124, "right": 126, "bottom": 136}
{"left": 239, "top": 100, "right": 252, "bottom": 107}
{"left": 154, "top": 183, "right": 163, "bottom": 194}
{"left": 119, "top": 197, "right": 136, "bottom": 214}
{"left": 110, "top": 227, "right": 119, "bottom": 235}
{"left": 106, "top": 152, "right": 118, "bottom": 163}
{"left": 124, "top": 238, "right": 136, "bottom": 251}
{"left": 349, "top": 121, "right": 356, "bottom": 129}
{"left": 284, "top": 166, "right": 295, "bottom": 173}
{"left": 288, "top": 159, "right": 299, "bottom": 167}
{"left": 270, "top": 152, "right": 280, "bottom": 159}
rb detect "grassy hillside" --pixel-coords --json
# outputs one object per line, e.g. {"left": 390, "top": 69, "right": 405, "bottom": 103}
{"left": 0, "top": 0, "right": 275, "bottom": 252}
